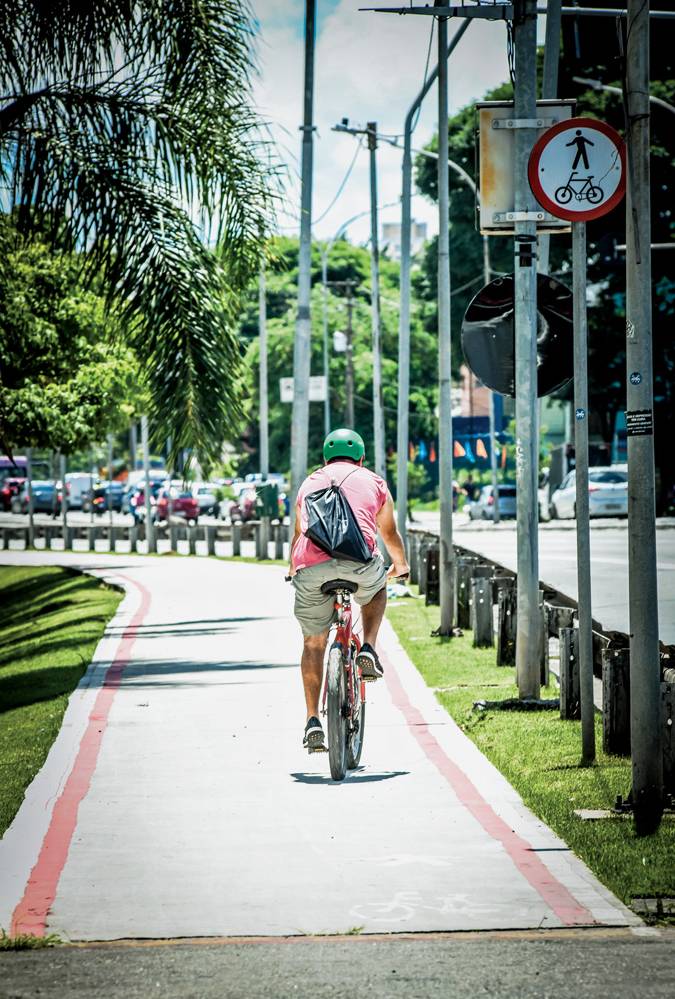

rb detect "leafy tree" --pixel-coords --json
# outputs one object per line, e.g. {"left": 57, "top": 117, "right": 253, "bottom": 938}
{"left": 0, "top": 0, "right": 273, "bottom": 463}
{"left": 0, "top": 218, "right": 141, "bottom": 452}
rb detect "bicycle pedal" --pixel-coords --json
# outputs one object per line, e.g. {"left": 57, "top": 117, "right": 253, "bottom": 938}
{"left": 307, "top": 744, "right": 328, "bottom": 754}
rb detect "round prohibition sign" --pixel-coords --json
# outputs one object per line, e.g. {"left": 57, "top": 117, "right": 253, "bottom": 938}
{"left": 528, "top": 117, "right": 626, "bottom": 222}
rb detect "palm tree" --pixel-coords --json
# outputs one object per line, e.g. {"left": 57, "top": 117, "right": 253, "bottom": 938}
{"left": 0, "top": 0, "right": 273, "bottom": 463}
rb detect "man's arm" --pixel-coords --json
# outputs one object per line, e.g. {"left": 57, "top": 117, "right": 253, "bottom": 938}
{"left": 376, "top": 490, "right": 409, "bottom": 578}
{"left": 288, "top": 501, "right": 302, "bottom": 576}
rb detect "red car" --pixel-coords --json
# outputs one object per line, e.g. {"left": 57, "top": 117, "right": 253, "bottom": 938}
{"left": 155, "top": 488, "right": 199, "bottom": 524}
{"left": 1, "top": 477, "right": 26, "bottom": 511}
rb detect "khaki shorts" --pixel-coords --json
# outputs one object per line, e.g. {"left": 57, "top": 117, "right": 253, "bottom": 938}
{"left": 292, "top": 557, "right": 388, "bottom": 637}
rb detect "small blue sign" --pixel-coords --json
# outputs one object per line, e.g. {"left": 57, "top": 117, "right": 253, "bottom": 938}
{"left": 575, "top": 408, "right": 586, "bottom": 421}
{"left": 630, "top": 371, "right": 642, "bottom": 385}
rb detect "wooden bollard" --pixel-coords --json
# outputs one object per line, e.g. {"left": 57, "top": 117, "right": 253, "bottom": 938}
{"left": 467, "top": 565, "right": 492, "bottom": 631}
{"left": 87, "top": 525, "right": 96, "bottom": 550}
{"left": 418, "top": 539, "right": 429, "bottom": 596}
{"left": 188, "top": 526, "right": 197, "bottom": 555}
{"left": 232, "top": 521, "right": 241, "bottom": 557}
{"left": 129, "top": 526, "right": 138, "bottom": 553}
{"left": 602, "top": 647, "right": 631, "bottom": 756}
{"left": 496, "top": 578, "right": 517, "bottom": 666}
{"left": 409, "top": 534, "right": 420, "bottom": 586}
{"left": 559, "top": 627, "right": 580, "bottom": 720}
{"left": 539, "top": 591, "right": 549, "bottom": 687}
{"left": 170, "top": 524, "right": 178, "bottom": 552}
{"left": 274, "top": 523, "right": 284, "bottom": 560}
{"left": 425, "top": 545, "right": 440, "bottom": 606}
{"left": 471, "top": 577, "right": 493, "bottom": 648}
{"left": 64, "top": 526, "right": 74, "bottom": 551}
{"left": 206, "top": 525, "right": 216, "bottom": 556}
{"left": 455, "top": 557, "right": 477, "bottom": 630}
{"left": 108, "top": 525, "right": 116, "bottom": 552}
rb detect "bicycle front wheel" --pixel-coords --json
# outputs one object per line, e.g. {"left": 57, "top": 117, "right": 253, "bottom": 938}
{"left": 327, "top": 643, "right": 347, "bottom": 781}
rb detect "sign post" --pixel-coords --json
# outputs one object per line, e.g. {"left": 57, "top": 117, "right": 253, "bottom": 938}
{"left": 529, "top": 116, "right": 626, "bottom": 765}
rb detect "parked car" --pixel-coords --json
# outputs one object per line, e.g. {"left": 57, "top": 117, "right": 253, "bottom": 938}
{"left": 469, "top": 484, "right": 517, "bottom": 520}
{"left": 90, "top": 481, "right": 125, "bottom": 515}
{"left": 11, "top": 480, "right": 59, "bottom": 515}
{"left": 1, "top": 476, "right": 26, "bottom": 511}
{"left": 155, "top": 487, "right": 199, "bottom": 524}
{"left": 229, "top": 486, "right": 258, "bottom": 523}
{"left": 65, "top": 472, "right": 95, "bottom": 510}
{"left": 193, "top": 483, "right": 219, "bottom": 516}
{"left": 550, "top": 467, "right": 628, "bottom": 519}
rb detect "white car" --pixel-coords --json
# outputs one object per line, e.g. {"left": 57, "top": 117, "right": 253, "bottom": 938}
{"left": 193, "top": 482, "right": 219, "bottom": 516}
{"left": 550, "top": 467, "right": 628, "bottom": 519}
{"left": 64, "top": 472, "right": 95, "bottom": 509}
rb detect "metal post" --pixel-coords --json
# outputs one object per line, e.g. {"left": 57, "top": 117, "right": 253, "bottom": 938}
{"left": 259, "top": 264, "right": 269, "bottom": 479}
{"left": 538, "top": 0, "right": 562, "bottom": 275}
{"left": 573, "top": 222, "right": 596, "bottom": 761}
{"left": 437, "top": 15, "right": 454, "bottom": 635}
{"left": 321, "top": 251, "right": 331, "bottom": 437}
{"left": 482, "top": 234, "right": 500, "bottom": 524}
{"left": 60, "top": 452, "right": 67, "bottom": 541}
{"left": 107, "top": 434, "right": 114, "bottom": 532}
{"left": 396, "top": 20, "right": 471, "bottom": 544}
{"left": 26, "top": 446, "right": 34, "bottom": 547}
{"left": 130, "top": 422, "right": 137, "bottom": 472}
{"left": 345, "top": 288, "right": 355, "bottom": 427}
{"left": 514, "top": 0, "right": 540, "bottom": 698}
{"left": 367, "top": 122, "right": 386, "bottom": 481}
{"left": 625, "top": 0, "right": 663, "bottom": 832}
{"left": 289, "top": 0, "right": 316, "bottom": 529}
{"left": 141, "top": 415, "right": 155, "bottom": 554}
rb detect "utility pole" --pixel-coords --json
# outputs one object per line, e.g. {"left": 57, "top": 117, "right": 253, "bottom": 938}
{"left": 259, "top": 264, "right": 269, "bottom": 479}
{"left": 367, "top": 122, "right": 386, "bottom": 480}
{"left": 326, "top": 278, "right": 358, "bottom": 428}
{"left": 625, "top": 0, "right": 663, "bottom": 833}
{"left": 290, "top": 0, "right": 316, "bottom": 525}
{"left": 573, "top": 221, "right": 595, "bottom": 762}
{"left": 437, "top": 13, "right": 454, "bottom": 635}
{"left": 141, "top": 415, "right": 155, "bottom": 553}
{"left": 513, "top": 0, "right": 540, "bottom": 698}
{"left": 321, "top": 252, "right": 331, "bottom": 437}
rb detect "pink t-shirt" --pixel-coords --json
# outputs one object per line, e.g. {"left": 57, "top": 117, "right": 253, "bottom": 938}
{"left": 292, "top": 461, "right": 388, "bottom": 571}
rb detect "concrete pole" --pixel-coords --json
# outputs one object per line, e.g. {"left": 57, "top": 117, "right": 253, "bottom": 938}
{"left": 572, "top": 222, "right": 595, "bottom": 761}
{"left": 321, "top": 251, "right": 331, "bottom": 437}
{"left": 437, "top": 15, "right": 455, "bottom": 635}
{"left": 345, "top": 288, "right": 355, "bottom": 427}
{"left": 141, "top": 415, "right": 155, "bottom": 553}
{"left": 26, "top": 446, "right": 34, "bottom": 547}
{"left": 259, "top": 264, "right": 269, "bottom": 479}
{"left": 368, "top": 122, "right": 386, "bottom": 481}
{"left": 107, "top": 435, "right": 114, "bottom": 531}
{"left": 130, "top": 422, "right": 137, "bottom": 472}
{"left": 514, "top": 0, "right": 541, "bottom": 698}
{"left": 483, "top": 235, "right": 500, "bottom": 524}
{"left": 625, "top": 0, "right": 663, "bottom": 833}
{"left": 538, "top": 0, "right": 562, "bottom": 275}
{"left": 396, "top": 19, "right": 471, "bottom": 544}
{"left": 60, "top": 452, "right": 67, "bottom": 537}
{"left": 290, "top": 0, "right": 316, "bottom": 529}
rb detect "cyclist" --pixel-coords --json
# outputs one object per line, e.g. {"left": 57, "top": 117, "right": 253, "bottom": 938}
{"left": 289, "top": 429, "right": 409, "bottom": 752}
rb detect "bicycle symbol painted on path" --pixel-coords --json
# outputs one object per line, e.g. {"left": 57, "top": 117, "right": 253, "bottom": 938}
{"left": 554, "top": 172, "right": 604, "bottom": 206}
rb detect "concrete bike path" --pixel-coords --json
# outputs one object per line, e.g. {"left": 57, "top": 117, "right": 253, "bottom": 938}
{"left": 0, "top": 551, "right": 638, "bottom": 940}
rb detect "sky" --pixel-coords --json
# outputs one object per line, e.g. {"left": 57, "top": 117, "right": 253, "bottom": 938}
{"left": 250, "top": 0, "right": 519, "bottom": 246}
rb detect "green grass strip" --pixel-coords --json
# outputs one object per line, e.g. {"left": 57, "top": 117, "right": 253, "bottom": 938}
{"left": 387, "top": 591, "right": 675, "bottom": 907}
{"left": 0, "top": 565, "right": 123, "bottom": 838}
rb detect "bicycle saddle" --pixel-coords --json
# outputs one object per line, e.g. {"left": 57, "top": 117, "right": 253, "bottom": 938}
{"left": 320, "top": 578, "right": 358, "bottom": 595}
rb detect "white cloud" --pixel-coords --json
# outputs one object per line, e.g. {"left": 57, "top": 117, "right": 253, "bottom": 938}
{"left": 251, "top": 1, "right": 512, "bottom": 244}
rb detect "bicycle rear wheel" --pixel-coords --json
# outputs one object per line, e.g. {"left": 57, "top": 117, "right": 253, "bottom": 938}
{"left": 346, "top": 702, "right": 366, "bottom": 770}
{"left": 327, "top": 642, "right": 347, "bottom": 781}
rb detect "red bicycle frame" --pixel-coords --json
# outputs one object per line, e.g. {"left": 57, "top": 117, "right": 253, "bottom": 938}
{"left": 321, "top": 592, "right": 365, "bottom": 719}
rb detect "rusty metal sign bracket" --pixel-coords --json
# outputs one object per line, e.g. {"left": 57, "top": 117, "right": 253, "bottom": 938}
{"left": 492, "top": 118, "right": 559, "bottom": 129}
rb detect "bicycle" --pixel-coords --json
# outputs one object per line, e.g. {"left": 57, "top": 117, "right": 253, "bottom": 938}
{"left": 554, "top": 172, "right": 604, "bottom": 205}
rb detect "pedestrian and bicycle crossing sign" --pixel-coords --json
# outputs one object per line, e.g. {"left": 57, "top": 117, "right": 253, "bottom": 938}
{"left": 528, "top": 118, "right": 626, "bottom": 222}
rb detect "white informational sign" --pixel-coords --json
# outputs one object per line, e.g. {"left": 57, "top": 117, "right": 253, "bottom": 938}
{"left": 477, "top": 99, "right": 575, "bottom": 234}
{"left": 528, "top": 118, "right": 626, "bottom": 223}
{"left": 279, "top": 375, "right": 327, "bottom": 403}
{"left": 333, "top": 330, "right": 347, "bottom": 353}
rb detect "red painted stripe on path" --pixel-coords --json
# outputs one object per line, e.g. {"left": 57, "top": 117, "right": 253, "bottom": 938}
{"left": 11, "top": 575, "right": 151, "bottom": 937}
{"left": 381, "top": 646, "right": 596, "bottom": 927}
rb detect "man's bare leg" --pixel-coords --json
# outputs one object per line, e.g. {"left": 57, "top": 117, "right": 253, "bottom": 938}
{"left": 361, "top": 586, "right": 387, "bottom": 649}
{"left": 301, "top": 630, "right": 329, "bottom": 721}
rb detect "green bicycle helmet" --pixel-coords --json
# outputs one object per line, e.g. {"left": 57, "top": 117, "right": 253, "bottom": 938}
{"left": 323, "top": 428, "right": 365, "bottom": 463}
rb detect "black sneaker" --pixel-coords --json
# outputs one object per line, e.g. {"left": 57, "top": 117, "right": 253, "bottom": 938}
{"left": 303, "top": 716, "right": 327, "bottom": 753}
{"left": 356, "top": 643, "right": 383, "bottom": 681}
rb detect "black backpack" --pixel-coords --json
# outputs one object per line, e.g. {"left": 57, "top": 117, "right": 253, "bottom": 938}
{"left": 304, "top": 469, "right": 372, "bottom": 564}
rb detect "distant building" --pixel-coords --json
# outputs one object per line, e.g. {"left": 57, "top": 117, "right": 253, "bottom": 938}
{"left": 381, "top": 220, "right": 427, "bottom": 260}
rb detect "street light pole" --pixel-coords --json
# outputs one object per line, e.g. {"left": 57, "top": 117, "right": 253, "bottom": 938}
{"left": 290, "top": 0, "right": 316, "bottom": 526}
{"left": 514, "top": 0, "right": 541, "bottom": 698}
{"left": 141, "top": 415, "right": 155, "bottom": 554}
{"left": 367, "top": 122, "right": 386, "bottom": 479}
{"left": 437, "top": 13, "right": 455, "bottom": 635}
{"left": 625, "top": 0, "right": 663, "bottom": 834}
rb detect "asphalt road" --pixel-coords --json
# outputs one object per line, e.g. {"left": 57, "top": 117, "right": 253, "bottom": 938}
{"left": 1, "top": 929, "right": 674, "bottom": 999}
{"left": 413, "top": 514, "right": 675, "bottom": 643}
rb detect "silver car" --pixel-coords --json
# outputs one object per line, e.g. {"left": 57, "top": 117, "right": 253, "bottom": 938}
{"left": 550, "top": 467, "right": 628, "bottom": 519}
{"left": 469, "top": 484, "right": 517, "bottom": 520}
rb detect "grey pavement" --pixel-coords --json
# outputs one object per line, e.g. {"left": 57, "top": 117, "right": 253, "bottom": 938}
{"left": 0, "top": 551, "right": 638, "bottom": 946}
{"left": 413, "top": 513, "right": 675, "bottom": 643}
{"left": 1, "top": 929, "right": 675, "bottom": 998}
